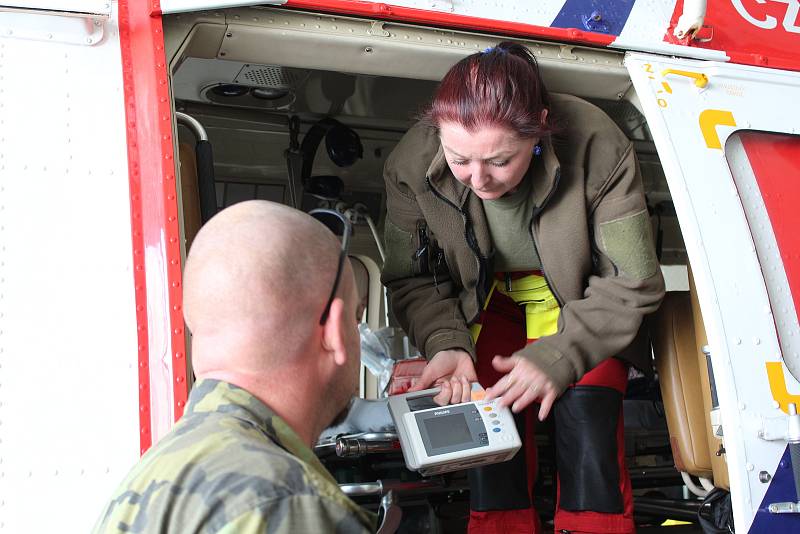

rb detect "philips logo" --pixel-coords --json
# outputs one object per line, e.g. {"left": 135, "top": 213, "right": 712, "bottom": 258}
{"left": 433, "top": 410, "right": 450, "bottom": 416}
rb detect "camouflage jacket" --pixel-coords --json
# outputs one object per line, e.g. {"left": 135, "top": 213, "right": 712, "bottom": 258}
{"left": 93, "top": 379, "right": 376, "bottom": 533}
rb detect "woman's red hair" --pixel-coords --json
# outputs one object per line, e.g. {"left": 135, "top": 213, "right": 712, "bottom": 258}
{"left": 422, "top": 41, "right": 551, "bottom": 139}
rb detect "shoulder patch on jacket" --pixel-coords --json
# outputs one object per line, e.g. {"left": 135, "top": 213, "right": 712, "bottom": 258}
{"left": 598, "top": 209, "right": 659, "bottom": 280}
{"left": 382, "top": 217, "right": 415, "bottom": 283}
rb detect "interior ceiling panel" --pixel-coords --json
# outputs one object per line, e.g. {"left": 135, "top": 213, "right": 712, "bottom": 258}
{"left": 167, "top": 7, "right": 632, "bottom": 118}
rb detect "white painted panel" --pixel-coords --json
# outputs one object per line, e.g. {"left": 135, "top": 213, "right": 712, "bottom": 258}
{"left": 343, "top": 0, "right": 727, "bottom": 61}
{"left": 160, "top": 0, "right": 285, "bottom": 15}
{"left": 350, "top": 0, "right": 567, "bottom": 25}
{"left": 0, "top": 11, "right": 105, "bottom": 46}
{"left": 0, "top": 0, "right": 110, "bottom": 15}
{"left": 0, "top": 4, "right": 139, "bottom": 534}
{"left": 626, "top": 52, "right": 800, "bottom": 531}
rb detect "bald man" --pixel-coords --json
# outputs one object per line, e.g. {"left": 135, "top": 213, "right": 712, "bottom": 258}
{"left": 93, "top": 201, "right": 375, "bottom": 533}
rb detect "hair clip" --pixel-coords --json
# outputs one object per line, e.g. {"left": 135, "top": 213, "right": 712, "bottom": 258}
{"left": 483, "top": 45, "right": 506, "bottom": 55}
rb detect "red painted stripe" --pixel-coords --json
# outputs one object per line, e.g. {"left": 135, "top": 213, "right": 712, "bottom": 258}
{"left": 739, "top": 132, "right": 800, "bottom": 332}
{"left": 284, "top": 0, "right": 615, "bottom": 47}
{"left": 119, "top": 0, "right": 188, "bottom": 454}
{"left": 664, "top": 0, "right": 800, "bottom": 73}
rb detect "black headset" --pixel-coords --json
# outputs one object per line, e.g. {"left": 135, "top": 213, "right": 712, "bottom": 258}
{"left": 299, "top": 117, "right": 363, "bottom": 185}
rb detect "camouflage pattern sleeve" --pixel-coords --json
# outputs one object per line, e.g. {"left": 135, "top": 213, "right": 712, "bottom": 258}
{"left": 217, "top": 495, "right": 374, "bottom": 534}
{"left": 91, "top": 380, "right": 377, "bottom": 534}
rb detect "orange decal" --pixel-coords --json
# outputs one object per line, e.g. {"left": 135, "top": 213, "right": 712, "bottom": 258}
{"left": 766, "top": 362, "right": 800, "bottom": 414}
{"left": 699, "top": 110, "right": 737, "bottom": 149}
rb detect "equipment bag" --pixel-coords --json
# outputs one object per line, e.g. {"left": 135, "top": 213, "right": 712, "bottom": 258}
{"left": 697, "top": 488, "right": 734, "bottom": 534}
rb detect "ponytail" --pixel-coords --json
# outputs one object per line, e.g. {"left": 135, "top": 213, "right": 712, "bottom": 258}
{"left": 422, "top": 41, "right": 551, "bottom": 138}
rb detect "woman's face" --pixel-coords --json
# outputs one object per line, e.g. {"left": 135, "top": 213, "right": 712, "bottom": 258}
{"left": 439, "top": 121, "right": 537, "bottom": 201}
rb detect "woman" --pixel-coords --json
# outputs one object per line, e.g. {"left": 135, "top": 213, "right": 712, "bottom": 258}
{"left": 381, "top": 42, "right": 665, "bottom": 534}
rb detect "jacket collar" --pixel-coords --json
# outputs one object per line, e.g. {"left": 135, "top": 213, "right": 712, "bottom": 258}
{"left": 186, "top": 379, "right": 340, "bottom": 487}
{"left": 425, "top": 145, "right": 471, "bottom": 207}
{"left": 426, "top": 136, "right": 561, "bottom": 210}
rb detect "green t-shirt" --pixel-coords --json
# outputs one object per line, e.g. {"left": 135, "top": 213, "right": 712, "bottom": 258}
{"left": 482, "top": 175, "right": 541, "bottom": 272}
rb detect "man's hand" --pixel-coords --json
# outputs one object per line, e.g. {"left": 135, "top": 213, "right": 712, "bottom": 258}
{"left": 484, "top": 355, "right": 558, "bottom": 421}
{"left": 408, "top": 349, "right": 478, "bottom": 405}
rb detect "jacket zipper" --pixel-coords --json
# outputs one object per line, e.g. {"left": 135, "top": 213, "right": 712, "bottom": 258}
{"left": 529, "top": 169, "right": 565, "bottom": 307}
{"left": 415, "top": 221, "right": 430, "bottom": 274}
{"left": 433, "top": 250, "right": 444, "bottom": 293}
{"left": 425, "top": 176, "right": 487, "bottom": 320}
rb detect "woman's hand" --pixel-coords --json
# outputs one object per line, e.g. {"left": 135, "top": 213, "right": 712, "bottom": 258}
{"left": 484, "top": 355, "right": 558, "bottom": 420}
{"left": 408, "top": 349, "right": 478, "bottom": 406}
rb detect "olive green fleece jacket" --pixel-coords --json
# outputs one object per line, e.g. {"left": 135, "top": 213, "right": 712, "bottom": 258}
{"left": 381, "top": 93, "right": 666, "bottom": 393}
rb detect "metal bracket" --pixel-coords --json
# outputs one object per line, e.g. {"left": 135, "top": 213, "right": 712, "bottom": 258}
{"left": 368, "top": 21, "right": 390, "bottom": 37}
{"left": 0, "top": 10, "right": 105, "bottom": 46}
{"left": 761, "top": 403, "right": 800, "bottom": 441}
{"left": 558, "top": 45, "right": 577, "bottom": 60}
{"left": 692, "top": 25, "right": 714, "bottom": 43}
{"left": 376, "top": 490, "right": 402, "bottom": 534}
{"left": 768, "top": 408, "right": 800, "bottom": 514}
{"left": 758, "top": 415, "right": 790, "bottom": 441}
{"left": 769, "top": 501, "right": 800, "bottom": 514}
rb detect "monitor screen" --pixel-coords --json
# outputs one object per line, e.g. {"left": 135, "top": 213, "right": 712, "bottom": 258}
{"left": 424, "top": 413, "right": 474, "bottom": 449}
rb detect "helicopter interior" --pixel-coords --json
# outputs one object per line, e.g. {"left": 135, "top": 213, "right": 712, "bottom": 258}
{"left": 164, "top": 6, "right": 723, "bottom": 532}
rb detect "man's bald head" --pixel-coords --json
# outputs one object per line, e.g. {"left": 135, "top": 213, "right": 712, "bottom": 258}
{"left": 183, "top": 200, "right": 354, "bottom": 377}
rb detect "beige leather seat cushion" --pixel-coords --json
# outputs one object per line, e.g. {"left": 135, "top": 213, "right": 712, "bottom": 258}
{"left": 653, "top": 292, "right": 714, "bottom": 478}
{"left": 688, "top": 272, "right": 730, "bottom": 490}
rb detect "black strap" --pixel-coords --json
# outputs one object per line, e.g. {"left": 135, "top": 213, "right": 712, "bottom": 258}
{"left": 195, "top": 140, "right": 217, "bottom": 223}
{"left": 284, "top": 116, "right": 304, "bottom": 208}
{"left": 299, "top": 117, "right": 339, "bottom": 185}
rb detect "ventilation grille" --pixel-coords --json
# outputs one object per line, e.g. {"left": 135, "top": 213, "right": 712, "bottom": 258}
{"left": 234, "top": 64, "right": 308, "bottom": 88}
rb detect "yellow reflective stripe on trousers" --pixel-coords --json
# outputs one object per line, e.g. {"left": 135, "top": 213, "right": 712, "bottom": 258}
{"left": 472, "top": 274, "right": 560, "bottom": 344}
{"left": 470, "top": 279, "right": 497, "bottom": 344}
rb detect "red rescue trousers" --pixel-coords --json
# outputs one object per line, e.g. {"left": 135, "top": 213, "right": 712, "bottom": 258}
{"left": 468, "top": 274, "right": 635, "bottom": 534}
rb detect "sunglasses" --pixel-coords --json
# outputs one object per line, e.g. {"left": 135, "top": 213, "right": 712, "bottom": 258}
{"left": 309, "top": 209, "right": 352, "bottom": 325}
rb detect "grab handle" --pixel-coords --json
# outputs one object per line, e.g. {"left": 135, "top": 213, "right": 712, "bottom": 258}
{"left": 661, "top": 69, "right": 708, "bottom": 88}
